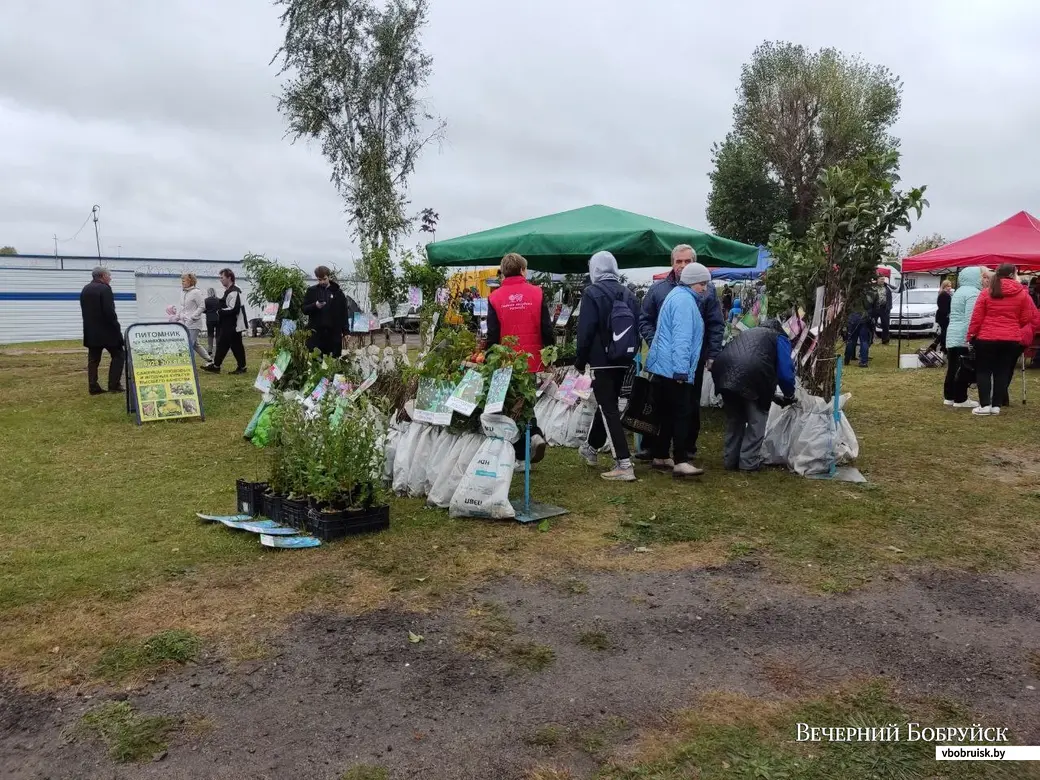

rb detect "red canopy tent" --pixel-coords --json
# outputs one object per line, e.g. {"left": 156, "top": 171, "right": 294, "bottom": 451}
{"left": 899, "top": 211, "right": 1039, "bottom": 398}
{"left": 902, "top": 211, "right": 1040, "bottom": 272}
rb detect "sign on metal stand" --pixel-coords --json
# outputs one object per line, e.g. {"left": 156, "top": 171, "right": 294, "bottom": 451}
{"left": 123, "top": 322, "right": 205, "bottom": 425}
{"left": 510, "top": 420, "right": 568, "bottom": 524}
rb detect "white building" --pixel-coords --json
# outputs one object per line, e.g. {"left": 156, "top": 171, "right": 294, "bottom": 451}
{"left": 1, "top": 254, "right": 254, "bottom": 344}
{"left": 0, "top": 254, "right": 373, "bottom": 345}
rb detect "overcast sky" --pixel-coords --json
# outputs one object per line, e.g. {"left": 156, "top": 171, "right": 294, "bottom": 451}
{"left": 1, "top": 0, "right": 1038, "bottom": 276}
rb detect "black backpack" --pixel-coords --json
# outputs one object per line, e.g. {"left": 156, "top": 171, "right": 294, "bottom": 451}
{"left": 598, "top": 284, "right": 638, "bottom": 363}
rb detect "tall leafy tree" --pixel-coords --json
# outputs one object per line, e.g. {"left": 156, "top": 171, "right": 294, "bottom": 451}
{"left": 0, "top": 246, "right": 16, "bottom": 255}
{"left": 767, "top": 150, "right": 926, "bottom": 392}
{"left": 906, "top": 233, "right": 948, "bottom": 257}
{"left": 273, "top": 0, "right": 444, "bottom": 253}
{"left": 708, "top": 42, "right": 902, "bottom": 240}
{"left": 706, "top": 134, "right": 791, "bottom": 246}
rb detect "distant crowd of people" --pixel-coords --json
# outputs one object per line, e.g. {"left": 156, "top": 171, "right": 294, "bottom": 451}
{"left": 79, "top": 266, "right": 250, "bottom": 395}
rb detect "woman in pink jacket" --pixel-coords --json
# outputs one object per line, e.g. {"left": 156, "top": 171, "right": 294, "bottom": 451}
{"left": 966, "top": 264, "right": 1038, "bottom": 415}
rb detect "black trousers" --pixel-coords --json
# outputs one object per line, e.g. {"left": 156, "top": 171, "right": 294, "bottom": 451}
{"left": 943, "top": 347, "right": 971, "bottom": 404}
{"left": 651, "top": 377, "right": 693, "bottom": 463}
{"left": 307, "top": 328, "right": 343, "bottom": 357}
{"left": 975, "top": 340, "right": 1021, "bottom": 408}
{"left": 639, "top": 358, "right": 705, "bottom": 459}
{"left": 688, "top": 358, "right": 707, "bottom": 457}
{"left": 206, "top": 323, "right": 219, "bottom": 355}
{"left": 213, "top": 328, "right": 246, "bottom": 370}
{"left": 880, "top": 310, "right": 891, "bottom": 344}
{"left": 512, "top": 419, "right": 544, "bottom": 460}
{"left": 87, "top": 344, "right": 125, "bottom": 392}
{"left": 587, "top": 368, "right": 630, "bottom": 460}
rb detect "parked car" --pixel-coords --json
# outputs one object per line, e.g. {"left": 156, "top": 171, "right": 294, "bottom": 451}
{"left": 881, "top": 287, "right": 942, "bottom": 338}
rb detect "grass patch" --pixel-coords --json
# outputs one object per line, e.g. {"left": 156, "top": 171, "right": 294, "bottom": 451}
{"left": 458, "top": 603, "right": 554, "bottom": 672}
{"left": 601, "top": 681, "right": 1026, "bottom": 780}
{"left": 94, "top": 630, "right": 201, "bottom": 680}
{"left": 3, "top": 344, "right": 1040, "bottom": 684}
{"left": 341, "top": 765, "right": 389, "bottom": 780}
{"left": 524, "top": 724, "right": 566, "bottom": 748}
{"left": 561, "top": 577, "right": 589, "bottom": 595}
{"left": 78, "top": 701, "right": 177, "bottom": 763}
{"left": 507, "top": 641, "right": 556, "bottom": 672}
{"left": 577, "top": 630, "right": 612, "bottom": 651}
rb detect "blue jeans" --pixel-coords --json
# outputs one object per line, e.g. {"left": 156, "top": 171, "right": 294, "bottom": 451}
{"left": 845, "top": 314, "right": 871, "bottom": 366}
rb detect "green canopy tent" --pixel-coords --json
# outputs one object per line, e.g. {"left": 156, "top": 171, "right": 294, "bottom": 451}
{"left": 425, "top": 204, "right": 758, "bottom": 273}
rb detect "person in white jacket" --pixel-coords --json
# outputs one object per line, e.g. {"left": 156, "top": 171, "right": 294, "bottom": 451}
{"left": 178, "top": 273, "right": 213, "bottom": 365}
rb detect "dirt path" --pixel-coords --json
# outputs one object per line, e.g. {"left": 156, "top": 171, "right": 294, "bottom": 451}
{"left": 3, "top": 563, "right": 1038, "bottom": 780}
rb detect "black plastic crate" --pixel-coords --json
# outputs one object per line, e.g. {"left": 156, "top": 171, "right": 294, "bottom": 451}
{"left": 281, "top": 497, "right": 309, "bottom": 530}
{"left": 236, "top": 480, "right": 269, "bottom": 516}
{"left": 306, "top": 504, "right": 389, "bottom": 542}
{"left": 263, "top": 493, "right": 283, "bottom": 524}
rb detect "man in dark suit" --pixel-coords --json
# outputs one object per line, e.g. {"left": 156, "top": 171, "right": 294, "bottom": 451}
{"left": 79, "top": 267, "right": 125, "bottom": 395}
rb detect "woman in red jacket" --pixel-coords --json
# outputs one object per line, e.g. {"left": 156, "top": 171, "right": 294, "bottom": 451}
{"left": 967, "top": 263, "right": 1038, "bottom": 415}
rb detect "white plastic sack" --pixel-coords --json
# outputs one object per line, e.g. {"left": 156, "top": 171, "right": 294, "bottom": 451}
{"left": 383, "top": 424, "right": 402, "bottom": 484}
{"left": 392, "top": 422, "right": 421, "bottom": 495}
{"left": 761, "top": 404, "right": 801, "bottom": 466}
{"left": 427, "top": 433, "right": 484, "bottom": 508}
{"left": 543, "top": 398, "right": 572, "bottom": 446}
{"left": 406, "top": 425, "right": 439, "bottom": 497}
{"left": 449, "top": 414, "right": 520, "bottom": 519}
{"left": 421, "top": 429, "right": 458, "bottom": 498}
{"left": 700, "top": 371, "right": 723, "bottom": 408}
{"left": 789, "top": 391, "right": 858, "bottom": 476}
{"left": 563, "top": 397, "right": 598, "bottom": 448}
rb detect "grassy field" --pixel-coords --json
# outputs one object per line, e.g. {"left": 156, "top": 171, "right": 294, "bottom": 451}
{"left": 1, "top": 343, "right": 1039, "bottom": 691}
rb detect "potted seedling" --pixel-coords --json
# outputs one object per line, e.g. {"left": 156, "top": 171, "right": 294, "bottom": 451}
{"left": 305, "top": 396, "right": 389, "bottom": 541}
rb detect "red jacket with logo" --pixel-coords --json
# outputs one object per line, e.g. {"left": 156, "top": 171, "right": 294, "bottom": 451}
{"left": 967, "top": 278, "right": 1038, "bottom": 345}
{"left": 488, "top": 276, "right": 553, "bottom": 372}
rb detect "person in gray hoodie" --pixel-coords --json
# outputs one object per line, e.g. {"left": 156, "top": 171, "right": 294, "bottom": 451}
{"left": 575, "top": 251, "right": 640, "bottom": 481}
{"left": 942, "top": 266, "right": 984, "bottom": 408}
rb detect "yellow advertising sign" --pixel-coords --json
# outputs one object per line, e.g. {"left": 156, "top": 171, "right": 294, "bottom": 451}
{"left": 125, "top": 323, "right": 204, "bottom": 423}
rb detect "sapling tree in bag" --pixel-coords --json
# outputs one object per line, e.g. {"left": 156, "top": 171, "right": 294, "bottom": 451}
{"left": 449, "top": 414, "right": 520, "bottom": 520}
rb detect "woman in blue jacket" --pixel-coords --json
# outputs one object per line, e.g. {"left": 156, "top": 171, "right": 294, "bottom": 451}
{"left": 645, "top": 263, "right": 709, "bottom": 478}
{"left": 943, "top": 266, "right": 985, "bottom": 408}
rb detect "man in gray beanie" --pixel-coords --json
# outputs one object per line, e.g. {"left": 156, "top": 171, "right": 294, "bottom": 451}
{"left": 575, "top": 251, "right": 641, "bottom": 481}
{"left": 637, "top": 244, "right": 725, "bottom": 463}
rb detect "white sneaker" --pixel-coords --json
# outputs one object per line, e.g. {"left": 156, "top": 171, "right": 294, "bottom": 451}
{"left": 952, "top": 400, "right": 979, "bottom": 409}
{"left": 601, "top": 464, "right": 636, "bottom": 482}
{"left": 673, "top": 462, "right": 705, "bottom": 479}
{"left": 577, "top": 443, "right": 599, "bottom": 467}
{"left": 972, "top": 406, "right": 992, "bottom": 416}
{"left": 991, "top": 406, "right": 1001, "bottom": 415}
{"left": 943, "top": 399, "right": 955, "bottom": 406}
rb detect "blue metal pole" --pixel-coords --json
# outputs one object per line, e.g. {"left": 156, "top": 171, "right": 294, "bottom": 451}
{"left": 524, "top": 420, "right": 532, "bottom": 513}
{"left": 830, "top": 357, "right": 843, "bottom": 478}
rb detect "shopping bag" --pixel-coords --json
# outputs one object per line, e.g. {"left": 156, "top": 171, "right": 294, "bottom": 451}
{"left": 620, "top": 375, "right": 661, "bottom": 436}
{"left": 449, "top": 414, "right": 520, "bottom": 520}
{"left": 956, "top": 350, "right": 977, "bottom": 387}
